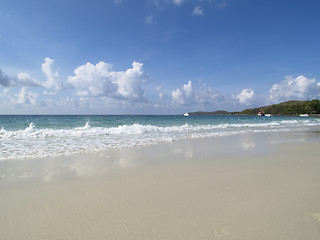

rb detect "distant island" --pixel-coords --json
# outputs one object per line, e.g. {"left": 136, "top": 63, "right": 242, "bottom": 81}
{"left": 186, "top": 99, "right": 320, "bottom": 116}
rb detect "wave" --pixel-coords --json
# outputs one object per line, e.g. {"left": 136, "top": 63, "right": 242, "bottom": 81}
{"left": 0, "top": 119, "right": 318, "bottom": 140}
{"left": 1, "top": 118, "right": 319, "bottom": 160}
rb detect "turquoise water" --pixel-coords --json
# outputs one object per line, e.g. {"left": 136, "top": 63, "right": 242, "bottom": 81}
{"left": 1, "top": 115, "right": 320, "bottom": 160}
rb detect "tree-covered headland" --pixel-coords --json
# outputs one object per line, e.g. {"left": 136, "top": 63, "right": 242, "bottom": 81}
{"left": 187, "top": 99, "right": 320, "bottom": 116}
{"left": 241, "top": 99, "right": 320, "bottom": 115}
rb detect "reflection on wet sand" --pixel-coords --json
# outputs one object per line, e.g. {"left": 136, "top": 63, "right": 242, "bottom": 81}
{"left": 1, "top": 128, "right": 319, "bottom": 186}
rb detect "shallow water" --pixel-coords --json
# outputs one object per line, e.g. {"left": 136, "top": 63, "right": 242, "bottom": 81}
{"left": 1, "top": 115, "right": 320, "bottom": 160}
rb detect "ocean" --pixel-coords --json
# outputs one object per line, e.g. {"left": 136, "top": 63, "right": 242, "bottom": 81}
{"left": 1, "top": 115, "right": 320, "bottom": 160}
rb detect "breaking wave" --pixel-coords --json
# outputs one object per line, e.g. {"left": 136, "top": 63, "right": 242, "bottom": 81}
{"left": 1, "top": 117, "right": 319, "bottom": 160}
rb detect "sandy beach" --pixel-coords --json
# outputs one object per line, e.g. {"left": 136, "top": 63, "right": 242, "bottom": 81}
{"left": 2, "top": 0, "right": 320, "bottom": 238}
{"left": 1, "top": 130, "right": 320, "bottom": 240}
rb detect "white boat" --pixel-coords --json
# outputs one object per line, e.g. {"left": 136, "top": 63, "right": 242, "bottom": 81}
{"left": 265, "top": 114, "right": 271, "bottom": 117}
{"left": 184, "top": 112, "right": 189, "bottom": 116}
{"left": 299, "top": 114, "right": 309, "bottom": 117}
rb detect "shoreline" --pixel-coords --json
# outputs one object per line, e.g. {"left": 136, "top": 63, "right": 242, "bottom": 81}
{"left": 1, "top": 129, "right": 320, "bottom": 239}
{"left": 2, "top": 127, "right": 319, "bottom": 186}
{"left": 2, "top": 114, "right": 320, "bottom": 161}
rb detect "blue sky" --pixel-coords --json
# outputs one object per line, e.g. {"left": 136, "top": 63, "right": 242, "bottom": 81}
{"left": 1, "top": 0, "right": 320, "bottom": 114}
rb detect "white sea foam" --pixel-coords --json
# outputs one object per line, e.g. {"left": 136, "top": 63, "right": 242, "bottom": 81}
{"left": 0, "top": 118, "right": 319, "bottom": 160}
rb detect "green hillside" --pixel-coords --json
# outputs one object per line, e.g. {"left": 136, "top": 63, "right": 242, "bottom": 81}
{"left": 241, "top": 99, "right": 320, "bottom": 115}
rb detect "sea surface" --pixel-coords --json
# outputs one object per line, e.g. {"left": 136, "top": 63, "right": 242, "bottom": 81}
{"left": 1, "top": 115, "right": 320, "bottom": 160}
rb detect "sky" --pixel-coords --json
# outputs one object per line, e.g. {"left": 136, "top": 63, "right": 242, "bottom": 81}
{"left": 0, "top": 0, "right": 320, "bottom": 114}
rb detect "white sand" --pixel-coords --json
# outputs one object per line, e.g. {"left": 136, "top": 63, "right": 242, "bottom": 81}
{"left": 1, "top": 131, "right": 320, "bottom": 239}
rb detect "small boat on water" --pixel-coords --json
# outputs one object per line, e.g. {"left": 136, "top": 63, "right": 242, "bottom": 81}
{"left": 257, "top": 107, "right": 265, "bottom": 116}
{"left": 299, "top": 114, "right": 309, "bottom": 117}
{"left": 184, "top": 112, "right": 189, "bottom": 117}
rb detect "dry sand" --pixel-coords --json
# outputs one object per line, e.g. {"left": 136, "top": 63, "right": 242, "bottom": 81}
{"left": 1, "top": 131, "right": 320, "bottom": 239}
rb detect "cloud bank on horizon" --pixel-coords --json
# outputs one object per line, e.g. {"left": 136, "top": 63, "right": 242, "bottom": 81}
{"left": 0, "top": 0, "right": 320, "bottom": 114}
{"left": 1, "top": 58, "right": 320, "bottom": 114}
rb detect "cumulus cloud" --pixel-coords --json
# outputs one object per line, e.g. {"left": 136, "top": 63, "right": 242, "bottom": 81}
{"left": 193, "top": 6, "right": 204, "bottom": 15}
{"left": 118, "top": 62, "right": 148, "bottom": 100}
{"left": 0, "top": 87, "right": 38, "bottom": 106}
{"left": 17, "top": 73, "right": 41, "bottom": 87}
{"left": 68, "top": 61, "right": 148, "bottom": 102}
{"left": 0, "top": 69, "right": 41, "bottom": 87}
{"left": 269, "top": 75, "right": 320, "bottom": 103}
{"left": 41, "top": 57, "right": 62, "bottom": 89}
{"left": 16, "top": 87, "right": 38, "bottom": 105}
{"left": 233, "top": 88, "right": 255, "bottom": 106}
{"left": 1, "top": 57, "right": 62, "bottom": 89}
{"left": 172, "top": 81, "right": 224, "bottom": 106}
{"left": 172, "top": 81, "right": 194, "bottom": 105}
{"left": 68, "top": 61, "right": 115, "bottom": 97}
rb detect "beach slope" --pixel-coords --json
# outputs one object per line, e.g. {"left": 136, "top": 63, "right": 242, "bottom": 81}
{"left": 1, "top": 131, "right": 320, "bottom": 239}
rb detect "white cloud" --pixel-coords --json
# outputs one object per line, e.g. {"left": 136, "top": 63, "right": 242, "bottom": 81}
{"left": 117, "top": 62, "right": 148, "bottom": 100}
{"left": 0, "top": 69, "right": 41, "bottom": 87}
{"left": 17, "top": 73, "right": 41, "bottom": 87}
{"left": 68, "top": 61, "right": 148, "bottom": 102}
{"left": 68, "top": 61, "right": 116, "bottom": 97}
{"left": 193, "top": 6, "right": 204, "bottom": 16}
{"left": 172, "top": 81, "right": 224, "bottom": 106}
{"left": 0, "top": 87, "right": 38, "bottom": 106}
{"left": 1, "top": 58, "right": 62, "bottom": 89}
{"left": 16, "top": 87, "right": 38, "bottom": 105}
{"left": 114, "top": 0, "right": 123, "bottom": 4}
{"left": 41, "top": 58, "right": 62, "bottom": 89}
{"left": 173, "top": 0, "right": 184, "bottom": 6}
{"left": 233, "top": 88, "right": 255, "bottom": 106}
{"left": 172, "top": 81, "right": 194, "bottom": 105}
{"left": 269, "top": 75, "right": 320, "bottom": 103}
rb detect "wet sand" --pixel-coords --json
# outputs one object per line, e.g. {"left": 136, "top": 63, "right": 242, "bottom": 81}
{"left": 1, "top": 131, "right": 320, "bottom": 239}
